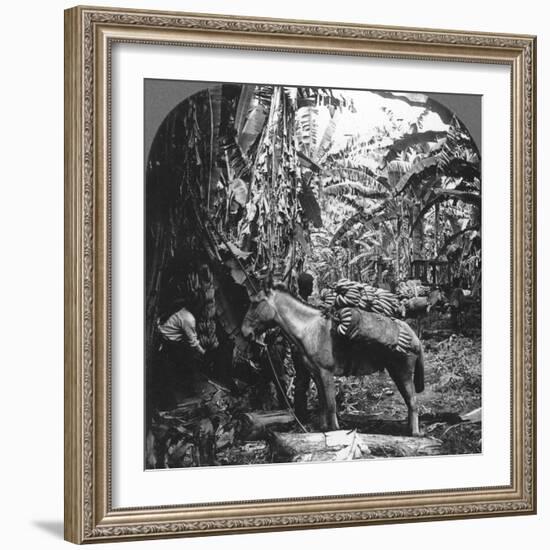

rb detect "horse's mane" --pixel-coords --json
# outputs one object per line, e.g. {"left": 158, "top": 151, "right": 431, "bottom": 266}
{"left": 271, "top": 283, "right": 330, "bottom": 317}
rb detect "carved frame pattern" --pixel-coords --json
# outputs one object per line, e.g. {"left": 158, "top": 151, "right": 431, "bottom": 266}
{"left": 64, "top": 5, "right": 536, "bottom": 544}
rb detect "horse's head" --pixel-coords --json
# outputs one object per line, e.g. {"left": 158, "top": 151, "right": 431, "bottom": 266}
{"left": 241, "top": 289, "right": 278, "bottom": 340}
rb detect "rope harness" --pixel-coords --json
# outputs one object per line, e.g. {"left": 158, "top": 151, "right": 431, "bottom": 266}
{"left": 258, "top": 341, "right": 309, "bottom": 434}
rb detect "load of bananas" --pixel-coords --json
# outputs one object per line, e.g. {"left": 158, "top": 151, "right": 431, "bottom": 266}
{"left": 192, "top": 264, "right": 219, "bottom": 351}
{"left": 395, "top": 279, "right": 431, "bottom": 299}
{"left": 320, "top": 278, "right": 402, "bottom": 336}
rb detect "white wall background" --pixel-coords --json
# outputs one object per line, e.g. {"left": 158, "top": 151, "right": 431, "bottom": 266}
{"left": 0, "top": 1, "right": 545, "bottom": 548}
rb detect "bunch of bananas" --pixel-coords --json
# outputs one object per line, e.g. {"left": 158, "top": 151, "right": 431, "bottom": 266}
{"left": 320, "top": 278, "right": 402, "bottom": 336}
{"left": 396, "top": 279, "right": 431, "bottom": 299}
{"left": 334, "top": 306, "right": 354, "bottom": 336}
{"left": 193, "top": 264, "right": 219, "bottom": 351}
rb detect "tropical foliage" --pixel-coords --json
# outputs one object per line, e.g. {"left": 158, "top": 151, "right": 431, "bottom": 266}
{"left": 145, "top": 84, "right": 481, "bottom": 362}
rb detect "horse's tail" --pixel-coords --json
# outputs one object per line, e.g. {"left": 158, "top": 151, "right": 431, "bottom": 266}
{"left": 414, "top": 342, "right": 425, "bottom": 393}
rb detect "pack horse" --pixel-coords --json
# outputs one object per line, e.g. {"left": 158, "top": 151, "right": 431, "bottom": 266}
{"left": 241, "top": 286, "right": 425, "bottom": 436}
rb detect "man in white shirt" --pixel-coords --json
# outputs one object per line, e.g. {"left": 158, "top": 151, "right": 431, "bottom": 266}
{"left": 158, "top": 306, "right": 206, "bottom": 356}
{"left": 156, "top": 301, "right": 206, "bottom": 402}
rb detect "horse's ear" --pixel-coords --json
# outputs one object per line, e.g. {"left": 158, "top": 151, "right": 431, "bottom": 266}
{"left": 250, "top": 290, "right": 266, "bottom": 303}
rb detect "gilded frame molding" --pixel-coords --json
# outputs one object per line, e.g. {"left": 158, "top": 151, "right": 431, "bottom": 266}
{"left": 64, "top": 5, "right": 537, "bottom": 544}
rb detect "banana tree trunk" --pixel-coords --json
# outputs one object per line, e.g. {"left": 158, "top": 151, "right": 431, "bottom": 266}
{"left": 411, "top": 202, "right": 424, "bottom": 261}
{"left": 395, "top": 217, "right": 401, "bottom": 280}
{"left": 434, "top": 202, "right": 440, "bottom": 258}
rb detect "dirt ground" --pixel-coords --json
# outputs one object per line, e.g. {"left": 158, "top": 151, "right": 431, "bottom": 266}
{"left": 149, "top": 333, "right": 482, "bottom": 468}
{"left": 215, "top": 334, "right": 482, "bottom": 466}
{"left": 334, "top": 334, "right": 482, "bottom": 454}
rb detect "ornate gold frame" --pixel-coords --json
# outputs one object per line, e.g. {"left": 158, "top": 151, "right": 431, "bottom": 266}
{"left": 64, "top": 5, "right": 537, "bottom": 544}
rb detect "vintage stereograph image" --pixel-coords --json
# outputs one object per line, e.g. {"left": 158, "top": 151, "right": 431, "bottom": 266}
{"left": 145, "top": 80, "right": 482, "bottom": 469}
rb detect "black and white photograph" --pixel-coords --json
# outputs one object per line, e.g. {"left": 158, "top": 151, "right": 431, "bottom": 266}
{"left": 144, "top": 80, "right": 482, "bottom": 469}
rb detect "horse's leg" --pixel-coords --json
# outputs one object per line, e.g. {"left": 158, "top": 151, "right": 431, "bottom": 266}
{"left": 309, "top": 369, "right": 329, "bottom": 431}
{"left": 387, "top": 357, "right": 421, "bottom": 436}
{"left": 293, "top": 357, "right": 311, "bottom": 422}
{"left": 318, "top": 368, "right": 339, "bottom": 431}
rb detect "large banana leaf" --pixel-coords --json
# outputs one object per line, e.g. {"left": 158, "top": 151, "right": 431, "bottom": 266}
{"left": 370, "top": 90, "right": 456, "bottom": 125}
{"left": 234, "top": 85, "right": 270, "bottom": 155}
{"left": 234, "top": 85, "right": 255, "bottom": 136}
{"left": 394, "top": 156, "right": 440, "bottom": 196}
{"left": 323, "top": 182, "right": 389, "bottom": 199}
{"left": 409, "top": 189, "right": 481, "bottom": 234}
{"left": 330, "top": 200, "right": 391, "bottom": 245}
{"left": 323, "top": 166, "right": 391, "bottom": 192}
{"left": 384, "top": 130, "right": 447, "bottom": 163}
{"left": 295, "top": 106, "right": 319, "bottom": 158}
{"left": 207, "top": 86, "right": 223, "bottom": 210}
{"left": 349, "top": 250, "right": 379, "bottom": 266}
{"left": 221, "top": 135, "right": 251, "bottom": 182}
{"left": 314, "top": 110, "right": 340, "bottom": 163}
